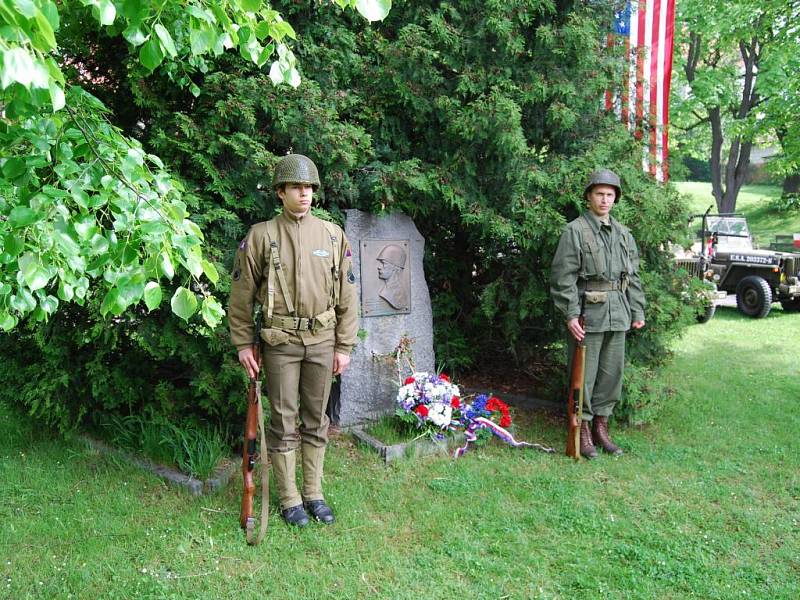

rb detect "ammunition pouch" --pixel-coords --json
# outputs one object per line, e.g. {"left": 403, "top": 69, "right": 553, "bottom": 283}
{"left": 260, "top": 328, "right": 291, "bottom": 347}
{"left": 584, "top": 291, "right": 608, "bottom": 304}
{"left": 263, "top": 308, "right": 337, "bottom": 334}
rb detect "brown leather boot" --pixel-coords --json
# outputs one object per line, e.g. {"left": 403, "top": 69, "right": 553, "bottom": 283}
{"left": 592, "top": 416, "right": 623, "bottom": 455}
{"left": 580, "top": 421, "right": 598, "bottom": 459}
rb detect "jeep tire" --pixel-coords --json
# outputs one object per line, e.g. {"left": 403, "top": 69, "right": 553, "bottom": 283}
{"left": 696, "top": 303, "right": 716, "bottom": 324}
{"left": 736, "top": 275, "right": 772, "bottom": 318}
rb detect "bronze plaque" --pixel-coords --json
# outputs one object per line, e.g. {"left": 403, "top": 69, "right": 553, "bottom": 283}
{"left": 360, "top": 239, "right": 411, "bottom": 317}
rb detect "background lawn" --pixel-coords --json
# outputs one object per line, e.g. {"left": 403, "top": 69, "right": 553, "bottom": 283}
{"left": 2, "top": 300, "right": 798, "bottom": 599}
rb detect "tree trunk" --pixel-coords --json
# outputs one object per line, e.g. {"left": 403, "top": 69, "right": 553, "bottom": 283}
{"left": 709, "top": 107, "right": 724, "bottom": 211}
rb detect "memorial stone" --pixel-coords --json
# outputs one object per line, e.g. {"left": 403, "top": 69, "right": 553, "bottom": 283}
{"left": 337, "top": 209, "right": 434, "bottom": 426}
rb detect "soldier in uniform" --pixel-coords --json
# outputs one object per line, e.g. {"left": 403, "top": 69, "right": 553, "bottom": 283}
{"left": 229, "top": 154, "right": 358, "bottom": 526}
{"left": 550, "top": 169, "right": 646, "bottom": 459}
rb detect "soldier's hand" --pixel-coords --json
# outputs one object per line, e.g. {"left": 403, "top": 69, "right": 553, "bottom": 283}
{"left": 332, "top": 352, "right": 351, "bottom": 376}
{"left": 238, "top": 346, "right": 260, "bottom": 380}
{"left": 567, "top": 318, "right": 585, "bottom": 342}
{"left": 631, "top": 320, "right": 645, "bottom": 330}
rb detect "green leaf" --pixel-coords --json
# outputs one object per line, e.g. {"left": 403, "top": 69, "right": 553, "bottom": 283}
{"left": 240, "top": 0, "right": 262, "bottom": 12}
{"left": 123, "top": 26, "right": 147, "bottom": 46}
{"left": 40, "top": 294, "right": 58, "bottom": 315}
{"left": 159, "top": 251, "right": 175, "bottom": 279}
{"left": 99, "top": 288, "right": 119, "bottom": 316}
{"left": 171, "top": 287, "right": 198, "bottom": 321}
{"left": 49, "top": 82, "right": 65, "bottom": 111}
{"left": 139, "top": 38, "right": 164, "bottom": 71}
{"left": 19, "top": 253, "right": 51, "bottom": 290}
{"left": 200, "top": 296, "right": 225, "bottom": 328}
{"left": 144, "top": 281, "right": 162, "bottom": 311}
{"left": 97, "top": 0, "right": 116, "bottom": 26}
{"left": 9, "top": 206, "right": 39, "bottom": 228}
{"left": 3, "top": 234, "right": 24, "bottom": 257}
{"left": 57, "top": 280, "right": 74, "bottom": 302}
{"left": 90, "top": 233, "right": 110, "bottom": 255}
{"left": 0, "top": 48, "right": 36, "bottom": 89}
{"left": 154, "top": 23, "right": 177, "bottom": 58}
{"left": 355, "top": 0, "right": 391, "bottom": 22}
{"left": 201, "top": 259, "right": 219, "bottom": 284}
{"left": 2, "top": 157, "right": 26, "bottom": 178}
{"left": 0, "top": 312, "right": 17, "bottom": 331}
{"left": 12, "top": 0, "right": 37, "bottom": 18}
{"left": 190, "top": 25, "right": 215, "bottom": 55}
{"left": 34, "top": 9, "right": 57, "bottom": 51}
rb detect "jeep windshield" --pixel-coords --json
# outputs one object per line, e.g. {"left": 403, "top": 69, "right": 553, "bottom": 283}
{"left": 705, "top": 216, "right": 753, "bottom": 250}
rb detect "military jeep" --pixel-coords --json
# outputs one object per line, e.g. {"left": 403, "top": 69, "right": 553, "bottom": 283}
{"left": 692, "top": 210, "right": 800, "bottom": 318}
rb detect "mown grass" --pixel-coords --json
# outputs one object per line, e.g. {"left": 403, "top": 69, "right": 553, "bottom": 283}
{"left": 2, "top": 302, "right": 798, "bottom": 600}
{"left": 674, "top": 182, "right": 800, "bottom": 246}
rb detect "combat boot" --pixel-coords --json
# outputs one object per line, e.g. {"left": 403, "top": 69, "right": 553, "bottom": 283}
{"left": 592, "top": 416, "right": 624, "bottom": 456}
{"left": 301, "top": 443, "right": 334, "bottom": 524}
{"left": 580, "top": 421, "right": 598, "bottom": 459}
{"left": 269, "top": 450, "right": 309, "bottom": 527}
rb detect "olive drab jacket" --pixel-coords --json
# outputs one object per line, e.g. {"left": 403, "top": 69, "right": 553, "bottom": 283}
{"left": 228, "top": 211, "right": 358, "bottom": 354}
{"left": 550, "top": 210, "right": 646, "bottom": 332}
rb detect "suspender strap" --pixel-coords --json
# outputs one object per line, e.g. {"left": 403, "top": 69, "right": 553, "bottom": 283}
{"left": 579, "top": 215, "right": 607, "bottom": 276}
{"left": 266, "top": 220, "right": 295, "bottom": 318}
{"left": 321, "top": 220, "right": 340, "bottom": 310}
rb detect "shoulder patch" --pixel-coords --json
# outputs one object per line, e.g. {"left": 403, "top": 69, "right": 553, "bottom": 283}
{"left": 239, "top": 239, "right": 247, "bottom": 251}
{"left": 347, "top": 267, "right": 355, "bottom": 284}
{"left": 345, "top": 248, "right": 352, "bottom": 258}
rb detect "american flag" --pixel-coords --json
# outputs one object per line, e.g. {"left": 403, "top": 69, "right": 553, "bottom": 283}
{"left": 605, "top": 0, "right": 676, "bottom": 182}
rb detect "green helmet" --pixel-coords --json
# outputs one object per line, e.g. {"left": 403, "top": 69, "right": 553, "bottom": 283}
{"left": 584, "top": 168, "right": 622, "bottom": 201}
{"left": 272, "top": 154, "right": 320, "bottom": 190}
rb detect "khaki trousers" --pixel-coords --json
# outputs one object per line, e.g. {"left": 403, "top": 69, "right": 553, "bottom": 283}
{"left": 566, "top": 330, "right": 626, "bottom": 421}
{"left": 262, "top": 338, "right": 334, "bottom": 452}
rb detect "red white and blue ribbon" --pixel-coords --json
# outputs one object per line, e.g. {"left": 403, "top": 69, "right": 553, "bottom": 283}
{"left": 453, "top": 417, "right": 555, "bottom": 458}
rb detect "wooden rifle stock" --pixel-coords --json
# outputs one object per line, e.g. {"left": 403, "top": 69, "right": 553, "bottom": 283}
{"left": 566, "top": 316, "right": 586, "bottom": 460}
{"left": 240, "top": 361, "right": 261, "bottom": 530}
{"left": 240, "top": 315, "right": 268, "bottom": 545}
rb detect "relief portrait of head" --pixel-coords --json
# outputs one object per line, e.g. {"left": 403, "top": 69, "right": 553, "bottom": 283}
{"left": 376, "top": 244, "right": 409, "bottom": 310}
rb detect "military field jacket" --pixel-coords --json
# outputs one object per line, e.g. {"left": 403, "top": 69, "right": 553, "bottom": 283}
{"left": 228, "top": 211, "right": 358, "bottom": 354}
{"left": 550, "top": 210, "right": 646, "bottom": 332}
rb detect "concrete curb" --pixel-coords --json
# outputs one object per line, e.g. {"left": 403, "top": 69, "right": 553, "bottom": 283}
{"left": 351, "top": 427, "right": 465, "bottom": 464}
{"left": 81, "top": 435, "right": 239, "bottom": 496}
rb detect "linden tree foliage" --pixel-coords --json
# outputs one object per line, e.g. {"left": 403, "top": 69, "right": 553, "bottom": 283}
{"left": 0, "top": 0, "right": 389, "bottom": 331}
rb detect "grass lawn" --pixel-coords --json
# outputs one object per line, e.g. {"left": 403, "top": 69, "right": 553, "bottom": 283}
{"left": 674, "top": 182, "right": 800, "bottom": 247}
{"left": 2, "top": 303, "right": 799, "bottom": 599}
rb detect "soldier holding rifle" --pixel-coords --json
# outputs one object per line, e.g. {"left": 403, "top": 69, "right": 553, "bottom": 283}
{"left": 550, "top": 169, "right": 646, "bottom": 459}
{"left": 229, "top": 154, "right": 358, "bottom": 526}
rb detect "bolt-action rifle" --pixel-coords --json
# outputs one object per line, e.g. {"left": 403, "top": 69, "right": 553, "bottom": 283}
{"left": 566, "top": 301, "right": 586, "bottom": 460}
{"left": 240, "top": 311, "right": 269, "bottom": 545}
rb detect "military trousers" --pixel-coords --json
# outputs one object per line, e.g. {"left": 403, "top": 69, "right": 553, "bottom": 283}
{"left": 566, "top": 330, "right": 626, "bottom": 421}
{"left": 262, "top": 338, "right": 334, "bottom": 452}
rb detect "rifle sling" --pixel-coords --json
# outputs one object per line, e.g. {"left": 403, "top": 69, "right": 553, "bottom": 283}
{"left": 246, "top": 385, "right": 270, "bottom": 546}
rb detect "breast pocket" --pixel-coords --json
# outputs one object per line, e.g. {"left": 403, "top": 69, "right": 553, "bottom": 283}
{"left": 581, "top": 240, "right": 604, "bottom": 278}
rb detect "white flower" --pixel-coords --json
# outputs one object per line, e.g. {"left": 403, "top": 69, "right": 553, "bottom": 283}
{"left": 428, "top": 402, "right": 452, "bottom": 428}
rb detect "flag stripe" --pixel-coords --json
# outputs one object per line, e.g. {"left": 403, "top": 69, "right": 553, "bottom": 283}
{"left": 607, "top": 0, "right": 676, "bottom": 182}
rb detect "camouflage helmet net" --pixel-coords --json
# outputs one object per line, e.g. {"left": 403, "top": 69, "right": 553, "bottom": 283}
{"left": 584, "top": 168, "right": 622, "bottom": 201}
{"left": 272, "top": 154, "right": 320, "bottom": 190}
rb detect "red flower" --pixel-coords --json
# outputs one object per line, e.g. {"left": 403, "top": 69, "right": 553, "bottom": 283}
{"left": 451, "top": 396, "right": 461, "bottom": 408}
{"left": 404, "top": 377, "right": 416, "bottom": 385}
{"left": 486, "top": 396, "right": 507, "bottom": 412}
{"left": 414, "top": 405, "right": 429, "bottom": 417}
{"left": 486, "top": 396, "right": 511, "bottom": 427}
{"left": 438, "top": 373, "right": 450, "bottom": 382}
